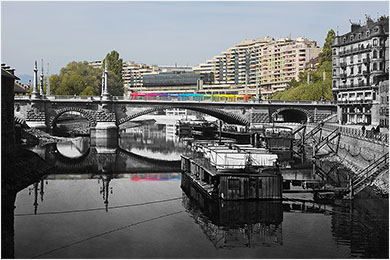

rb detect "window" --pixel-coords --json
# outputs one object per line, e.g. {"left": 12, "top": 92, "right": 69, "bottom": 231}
{"left": 358, "top": 33, "right": 362, "bottom": 39}
{"left": 350, "top": 35, "right": 355, "bottom": 41}
{"left": 373, "top": 63, "right": 377, "bottom": 71}
{"left": 350, "top": 67, "right": 354, "bottom": 75}
{"left": 366, "top": 31, "right": 370, "bottom": 37}
{"left": 228, "top": 179, "right": 240, "bottom": 190}
{"left": 358, "top": 65, "right": 362, "bottom": 74}
{"left": 373, "top": 39, "right": 378, "bottom": 46}
{"left": 373, "top": 50, "right": 378, "bottom": 58}
{"left": 343, "top": 37, "right": 347, "bottom": 43}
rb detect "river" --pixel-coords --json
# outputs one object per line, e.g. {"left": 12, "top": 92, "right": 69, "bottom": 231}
{"left": 12, "top": 119, "right": 389, "bottom": 258}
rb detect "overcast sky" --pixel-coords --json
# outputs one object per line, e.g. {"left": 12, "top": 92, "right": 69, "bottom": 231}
{"left": 1, "top": 1, "right": 388, "bottom": 76}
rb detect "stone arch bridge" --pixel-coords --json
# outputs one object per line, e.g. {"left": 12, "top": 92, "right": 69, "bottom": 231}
{"left": 14, "top": 97, "right": 336, "bottom": 138}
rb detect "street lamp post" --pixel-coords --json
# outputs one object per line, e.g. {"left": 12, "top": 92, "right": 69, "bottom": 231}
{"left": 321, "top": 71, "right": 325, "bottom": 101}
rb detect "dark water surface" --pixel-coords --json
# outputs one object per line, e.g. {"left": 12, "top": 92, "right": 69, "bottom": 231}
{"left": 12, "top": 122, "right": 389, "bottom": 258}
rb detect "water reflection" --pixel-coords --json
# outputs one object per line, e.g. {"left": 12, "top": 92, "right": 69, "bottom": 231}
{"left": 182, "top": 174, "right": 283, "bottom": 248}
{"left": 29, "top": 137, "right": 181, "bottom": 175}
{"left": 8, "top": 119, "right": 388, "bottom": 258}
{"left": 13, "top": 173, "right": 389, "bottom": 258}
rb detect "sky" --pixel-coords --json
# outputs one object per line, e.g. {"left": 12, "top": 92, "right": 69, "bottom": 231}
{"left": 1, "top": 1, "right": 389, "bottom": 78}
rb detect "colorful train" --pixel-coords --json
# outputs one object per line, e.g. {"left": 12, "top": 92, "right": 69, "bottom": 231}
{"left": 129, "top": 92, "right": 254, "bottom": 102}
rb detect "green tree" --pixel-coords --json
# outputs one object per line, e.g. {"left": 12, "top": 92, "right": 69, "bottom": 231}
{"left": 319, "top": 29, "right": 336, "bottom": 65}
{"left": 102, "top": 50, "right": 123, "bottom": 80}
{"left": 49, "top": 61, "right": 101, "bottom": 95}
{"left": 107, "top": 70, "right": 124, "bottom": 96}
{"left": 102, "top": 50, "right": 124, "bottom": 96}
{"left": 80, "top": 85, "right": 98, "bottom": 96}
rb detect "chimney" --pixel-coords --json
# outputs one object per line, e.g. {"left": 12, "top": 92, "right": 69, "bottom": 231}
{"left": 351, "top": 23, "right": 361, "bottom": 32}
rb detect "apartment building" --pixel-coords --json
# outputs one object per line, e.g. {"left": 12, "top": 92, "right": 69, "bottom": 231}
{"left": 194, "top": 36, "right": 321, "bottom": 97}
{"left": 332, "top": 16, "right": 389, "bottom": 126}
{"left": 122, "top": 61, "right": 162, "bottom": 96}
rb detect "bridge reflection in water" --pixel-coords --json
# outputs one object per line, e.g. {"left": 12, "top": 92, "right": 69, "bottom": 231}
{"left": 29, "top": 137, "right": 181, "bottom": 175}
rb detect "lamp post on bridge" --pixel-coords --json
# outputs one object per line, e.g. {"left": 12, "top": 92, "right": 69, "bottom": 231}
{"left": 101, "top": 62, "right": 111, "bottom": 101}
{"left": 40, "top": 59, "right": 45, "bottom": 99}
{"left": 31, "top": 61, "right": 41, "bottom": 100}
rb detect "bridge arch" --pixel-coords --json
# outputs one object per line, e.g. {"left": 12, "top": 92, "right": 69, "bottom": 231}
{"left": 50, "top": 107, "right": 97, "bottom": 128}
{"left": 118, "top": 105, "right": 249, "bottom": 126}
{"left": 271, "top": 107, "right": 313, "bottom": 123}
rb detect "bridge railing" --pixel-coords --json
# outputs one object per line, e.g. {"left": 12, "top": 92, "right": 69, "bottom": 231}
{"left": 14, "top": 95, "right": 334, "bottom": 105}
{"left": 323, "top": 124, "right": 389, "bottom": 145}
{"left": 267, "top": 100, "right": 332, "bottom": 105}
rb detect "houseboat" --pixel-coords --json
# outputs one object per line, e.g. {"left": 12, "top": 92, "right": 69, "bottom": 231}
{"left": 250, "top": 125, "right": 295, "bottom": 161}
{"left": 180, "top": 142, "right": 282, "bottom": 200}
{"left": 176, "top": 119, "right": 218, "bottom": 139}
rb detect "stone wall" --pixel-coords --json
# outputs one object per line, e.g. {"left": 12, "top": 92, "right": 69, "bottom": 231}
{"left": 310, "top": 124, "right": 388, "bottom": 171}
{"left": 2, "top": 71, "right": 16, "bottom": 154}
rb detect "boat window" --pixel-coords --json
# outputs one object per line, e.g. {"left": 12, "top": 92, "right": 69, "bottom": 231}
{"left": 228, "top": 179, "right": 240, "bottom": 190}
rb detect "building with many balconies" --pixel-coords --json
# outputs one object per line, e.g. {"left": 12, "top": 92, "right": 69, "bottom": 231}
{"left": 332, "top": 16, "right": 389, "bottom": 126}
{"left": 194, "top": 36, "right": 322, "bottom": 97}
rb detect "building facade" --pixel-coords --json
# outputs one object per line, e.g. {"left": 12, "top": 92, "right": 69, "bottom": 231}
{"left": 194, "top": 37, "right": 321, "bottom": 97}
{"left": 332, "top": 16, "right": 389, "bottom": 126}
{"left": 1, "top": 64, "right": 19, "bottom": 154}
{"left": 379, "top": 80, "right": 389, "bottom": 128}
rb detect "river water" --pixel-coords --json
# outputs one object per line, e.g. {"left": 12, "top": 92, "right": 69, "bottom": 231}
{"left": 13, "top": 120, "right": 388, "bottom": 258}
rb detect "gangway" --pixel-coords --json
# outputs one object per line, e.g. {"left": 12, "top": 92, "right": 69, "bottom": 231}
{"left": 344, "top": 152, "right": 389, "bottom": 198}
{"left": 313, "top": 127, "right": 341, "bottom": 156}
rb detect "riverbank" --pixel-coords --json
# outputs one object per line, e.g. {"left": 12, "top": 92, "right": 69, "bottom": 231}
{"left": 306, "top": 123, "right": 389, "bottom": 197}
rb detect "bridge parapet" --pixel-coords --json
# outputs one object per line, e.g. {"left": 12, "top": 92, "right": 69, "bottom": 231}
{"left": 14, "top": 97, "right": 337, "bottom": 131}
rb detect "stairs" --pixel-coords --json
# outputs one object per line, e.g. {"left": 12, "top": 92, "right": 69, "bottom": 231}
{"left": 346, "top": 152, "right": 389, "bottom": 197}
{"left": 314, "top": 127, "right": 340, "bottom": 154}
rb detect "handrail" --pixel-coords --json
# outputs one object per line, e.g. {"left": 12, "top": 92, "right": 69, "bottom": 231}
{"left": 353, "top": 153, "right": 388, "bottom": 186}
{"left": 344, "top": 152, "right": 389, "bottom": 197}
{"left": 323, "top": 124, "right": 388, "bottom": 145}
{"left": 315, "top": 127, "right": 340, "bottom": 151}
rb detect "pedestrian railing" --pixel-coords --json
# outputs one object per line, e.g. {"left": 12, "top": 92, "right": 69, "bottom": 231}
{"left": 323, "top": 124, "right": 388, "bottom": 145}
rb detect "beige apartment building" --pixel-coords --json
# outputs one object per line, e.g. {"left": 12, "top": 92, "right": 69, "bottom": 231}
{"left": 194, "top": 36, "right": 322, "bottom": 98}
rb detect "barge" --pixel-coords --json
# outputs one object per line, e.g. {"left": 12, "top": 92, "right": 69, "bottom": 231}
{"left": 176, "top": 120, "right": 218, "bottom": 139}
{"left": 181, "top": 143, "right": 282, "bottom": 200}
